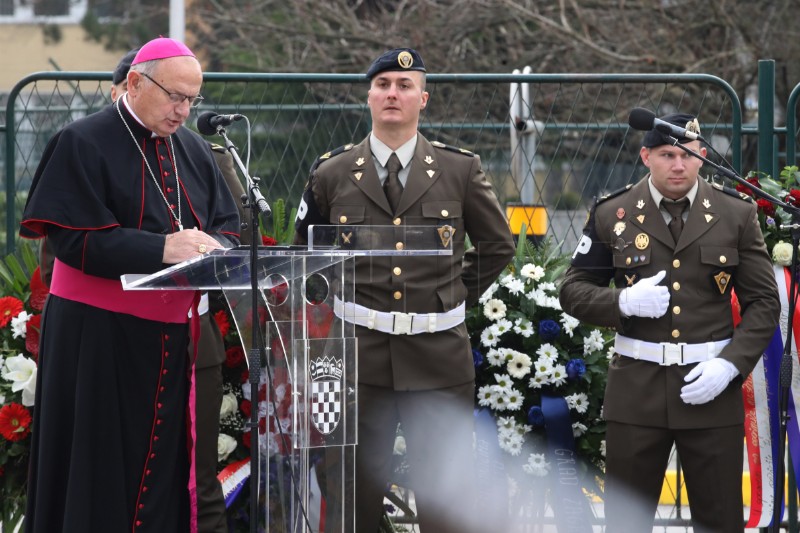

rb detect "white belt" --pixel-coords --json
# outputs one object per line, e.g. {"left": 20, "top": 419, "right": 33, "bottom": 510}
{"left": 614, "top": 333, "right": 731, "bottom": 366}
{"left": 333, "top": 297, "right": 465, "bottom": 335}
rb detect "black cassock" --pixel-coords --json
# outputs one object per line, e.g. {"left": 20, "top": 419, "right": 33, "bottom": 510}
{"left": 20, "top": 98, "right": 240, "bottom": 533}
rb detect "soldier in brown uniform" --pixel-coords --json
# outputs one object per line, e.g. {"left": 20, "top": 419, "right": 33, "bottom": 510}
{"left": 559, "top": 112, "right": 779, "bottom": 532}
{"left": 294, "top": 48, "right": 515, "bottom": 532}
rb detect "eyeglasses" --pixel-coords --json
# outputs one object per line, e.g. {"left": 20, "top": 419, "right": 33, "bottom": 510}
{"left": 141, "top": 73, "right": 204, "bottom": 108}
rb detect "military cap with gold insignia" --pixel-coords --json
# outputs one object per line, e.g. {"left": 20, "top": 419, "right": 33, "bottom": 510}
{"left": 642, "top": 112, "right": 701, "bottom": 148}
{"left": 366, "top": 48, "right": 426, "bottom": 80}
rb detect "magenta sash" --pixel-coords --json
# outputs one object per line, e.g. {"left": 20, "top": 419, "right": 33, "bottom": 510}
{"left": 50, "top": 259, "right": 194, "bottom": 323}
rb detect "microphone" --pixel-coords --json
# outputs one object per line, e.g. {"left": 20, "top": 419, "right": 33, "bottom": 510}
{"left": 628, "top": 107, "right": 701, "bottom": 141}
{"left": 196, "top": 111, "right": 244, "bottom": 135}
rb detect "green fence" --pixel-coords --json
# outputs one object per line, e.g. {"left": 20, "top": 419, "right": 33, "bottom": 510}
{"left": 3, "top": 71, "right": 745, "bottom": 255}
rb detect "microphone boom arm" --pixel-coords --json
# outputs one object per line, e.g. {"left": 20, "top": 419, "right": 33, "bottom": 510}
{"left": 214, "top": 124, "right": 271, "bottom": 217}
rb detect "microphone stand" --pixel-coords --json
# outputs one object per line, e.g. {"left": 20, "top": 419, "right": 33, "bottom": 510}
{"left": 664, "top": 135, "right": 799, "bottom": 532}
{"left": 212, "top": 123, "right": 270, "bottom": 533}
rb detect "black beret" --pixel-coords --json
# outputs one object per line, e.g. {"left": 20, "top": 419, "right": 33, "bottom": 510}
{"left": 112, "top": 48, "right": 140, "bottom": 85}
{"left": 366, "top": 48, "right": 426, "bottom": 80}
{"left": 642, "top": 112, "right": 701, "bottom": 148}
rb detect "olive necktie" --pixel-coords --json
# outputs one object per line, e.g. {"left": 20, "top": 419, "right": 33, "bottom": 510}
{"left": 384, "top": 152, "right": 403, "bottom": 213}
{"left": 662, "top": 198, "right": 690, "bottom": 243}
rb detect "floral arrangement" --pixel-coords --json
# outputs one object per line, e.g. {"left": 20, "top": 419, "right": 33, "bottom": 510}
{"left": 0, "top": 243, "right": 46, "bottom": 530}
{"left": 735, "top": 165, "right": 800, "bottom": 264}
{"left": 467, "top": 237, "right": 613, "bottom": 498}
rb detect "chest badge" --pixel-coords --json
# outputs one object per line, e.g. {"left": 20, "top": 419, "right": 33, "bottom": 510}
{"left": 634, "top": 233, "right": 650, "bottom": 250}
{"left": 341, "top": 231, "right": 353, "bottom": 244}
{"left": 714, "top": 271, "right": 732, "bottom": 294}
{"left": 625, "top": 274, "right": 637, "bottom": 286}
{"left": 613, "top": 222, "right": 626, "bottom": 236}
{"left": 636, "top": 199, "right": 645, "bottom": 209}
{"left": 616, "top": 208, "right": 625, "bottom": 219}
{"left": 424, "top": 155, "right": 434, "bottom": 164}
{"left": 355, "top": 157, "right": 366, "bottom": 167}
{"left": 438, "top": 225, "right": 455, "bottom": 248}
{"left": 636, "top": 215, "right": 645, "bottom": 224}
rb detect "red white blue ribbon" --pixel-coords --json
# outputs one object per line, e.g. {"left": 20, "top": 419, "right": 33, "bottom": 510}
{"left": 217, "top": 458, "right": 250, "bottom": 508}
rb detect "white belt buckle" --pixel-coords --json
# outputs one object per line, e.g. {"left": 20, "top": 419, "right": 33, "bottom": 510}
{"left": 661, "top": 342, "right": 685, "bottom": 366}
{"left": 391, "top": 312, "right": 414, "bottom": 335}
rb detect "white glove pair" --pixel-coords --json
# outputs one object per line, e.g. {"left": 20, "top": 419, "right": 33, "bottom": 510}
{"left": 680, "top": 358, "right": 739, "bottom": 405}
{"left": 618, "top": 270, "right": 669, "bottom": 318}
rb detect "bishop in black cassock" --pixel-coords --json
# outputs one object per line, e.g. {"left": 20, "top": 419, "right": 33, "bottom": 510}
{"left": 19, "top": 38, "right": 240, "bottom": 533}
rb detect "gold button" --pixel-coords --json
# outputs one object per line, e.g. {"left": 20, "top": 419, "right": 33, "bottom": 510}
{"left": 673, "top": 306, "right": 681, "bottom": 315}
{"left": 625, "top": 257, "right": 631, "bottom": 265}
{"left": 672, "top": 259, "right": 680, "bottom": 268}
{"left": 672, "top": 282, "right": 680, "bottom": 291}
{"left": 393, "top": 217, "right": 402, "bottom": 225}
{"left": 393, "top": 267, "right": 402, "bottom": 276}
{"left": 339, "top": 215, "right": 347, "bottom": 223}
{"left": 441, "top": 209, "right": 449, "bottom": 217}
{"left": 393, "top": 291, "right": 402, "bottom": 300}
{"left": 672, "top": 329, "right": 680, "bottom": 338}
{"left": 720, "top": 255, "right": 727, "bottom": 264}
{"left": 396, "top": 242, "right": 404, "bottom": 251}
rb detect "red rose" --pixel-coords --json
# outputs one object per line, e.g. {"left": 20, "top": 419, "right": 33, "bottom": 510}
{"left": 29, "top": 266, "right": 50, "bottom": 311}
{"left": 0, "top": 403, "right": 32, "bottom": 442}
{"left": 213, "top": 310, "right": 230, "bottom": 338}
{"left": 786, "top": 189, "right": 800, "bottom": 207}
{"left": 240, "top": 399, "right": 251, "bottom": 418}
{"left": 225, "top": 346, "right": 245, "bottom": 368}
{"left": 262, "top": 235, "right": 278, "bottom": 246}
{"left": 735, "top": 183, "right": 754, "bottom": 197}
{"left": 25, "top": 314, "right": 42, "bottom": 359}
{"left": 0, "top": 297, "right": 24, "bottom": 328}
{"left": 756, "top": 198, "right": 776, "bottom": 217}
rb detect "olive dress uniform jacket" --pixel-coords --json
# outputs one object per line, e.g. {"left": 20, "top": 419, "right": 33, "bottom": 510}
{"left": 560, "top": 176, "right": 779, "bottom": 429}
{"left": 295, "top": 134, "right": 515, "bottom": 391}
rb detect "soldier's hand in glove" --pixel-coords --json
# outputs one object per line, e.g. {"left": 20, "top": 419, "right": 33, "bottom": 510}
{"left": 680, "top": 358, "right": 739, "bottom": 405}
{"left": 618, "top": 270, "right": 669, "bottom": 318}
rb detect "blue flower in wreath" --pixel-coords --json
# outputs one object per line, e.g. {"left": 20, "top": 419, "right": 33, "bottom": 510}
{"left": 527, "top": 405, "right": 545, "bottom": 427}
{"left": 566, "top": 358, "right": 587, "bottom": 380}
{"left": 472, "top": 348, "right": 484, "bottom": 368}
{"left": 538, "top": 319, "right": 561, "bottom": 341}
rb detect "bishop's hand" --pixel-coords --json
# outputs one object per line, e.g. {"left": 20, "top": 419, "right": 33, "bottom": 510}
{"left": 162, "top": 228, "right": 224, "bottom": 264}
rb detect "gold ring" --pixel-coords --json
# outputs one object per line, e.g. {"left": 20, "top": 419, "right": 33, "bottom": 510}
{"left": 198, "top": 244, "right": 207, "bottom": 253}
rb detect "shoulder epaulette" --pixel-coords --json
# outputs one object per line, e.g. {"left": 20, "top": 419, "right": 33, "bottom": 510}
{"left": 430, "top": 140, "right": 475, "bottom": 157}
{"left": 209, "top": 143, "right": 226, "bottom": 154}
{"left": 596, "top": 184, "right": 633, "bottom": 205}
{"left": 712, "top": 182, "right": 755, "bottom": 203}
{"left": 310, "top": 143, "right": 354, "bottom": 173}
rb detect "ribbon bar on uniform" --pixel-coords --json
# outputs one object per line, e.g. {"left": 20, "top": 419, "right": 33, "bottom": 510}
{"left": 333, "top": 297, "right": 465, "bottom": 335}
{"left": 614, "top": 333, "right": 731, "bottom": 366}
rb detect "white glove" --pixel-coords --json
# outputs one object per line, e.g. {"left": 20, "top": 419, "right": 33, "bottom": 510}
{"left": 618, "top": 270, "right": 669, "bottom": 318}
{"left": 680, "top": 358, "right": 739, "bottom": 405}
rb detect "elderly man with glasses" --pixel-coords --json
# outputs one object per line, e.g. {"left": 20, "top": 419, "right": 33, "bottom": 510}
{"left": 19, "top": 37, "right": 240, "bottom": 533}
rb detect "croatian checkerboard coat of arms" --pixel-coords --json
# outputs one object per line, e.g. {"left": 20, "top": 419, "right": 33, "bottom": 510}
{"left": 309, "top": 355, "right": 344, "bottom": 435}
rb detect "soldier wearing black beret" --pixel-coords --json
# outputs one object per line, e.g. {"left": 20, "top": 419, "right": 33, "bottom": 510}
{"left": 295, "top": 48, "right": 514, "bottom": 532}
{"left": 560, "top": 111, "right": 779, "bottom": 531}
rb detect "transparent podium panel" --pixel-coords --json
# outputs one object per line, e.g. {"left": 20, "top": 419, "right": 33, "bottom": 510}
{"left": 119, "top": 228, "right": 452, "bottom": 532}
{"left": 220, "top": 259, "right": 357, "bottom": 532}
